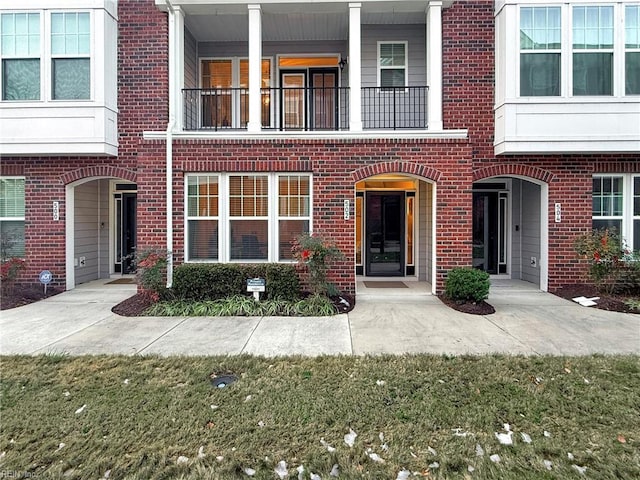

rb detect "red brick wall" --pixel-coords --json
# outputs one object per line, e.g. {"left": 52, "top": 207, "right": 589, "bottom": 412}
{"left": 139, "top": 138, "right": 474, "bottom": 294}
{"left": 0, "top": 0, "right": 168, "bottom": 289}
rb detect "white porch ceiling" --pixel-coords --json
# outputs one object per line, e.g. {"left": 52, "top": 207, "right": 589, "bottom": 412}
{"left": 181, "top": 1, "right": 436, "bottom": 42}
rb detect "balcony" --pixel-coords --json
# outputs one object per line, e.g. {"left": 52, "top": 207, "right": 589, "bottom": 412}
{"left": 183, "top": 86, "right": 428, "bottom": 132}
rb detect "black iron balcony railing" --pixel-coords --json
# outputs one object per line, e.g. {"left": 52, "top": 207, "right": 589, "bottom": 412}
{"left": 183, "top": 85, "right": 427, "bottom": 131}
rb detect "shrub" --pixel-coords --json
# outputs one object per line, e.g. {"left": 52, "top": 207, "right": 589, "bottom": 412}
{"left": 1, "top": 257, "right": 25, "bottom": 294}
{"left": 574, "top": 228, "right": 639, "bottom": 294}
{"left": 292, "top": 233, "right": 344, "bottom": 295}
{"left": 133, "top": 248, "right": 171, "bottom": 301}
{"left": 172, "top": 263, "right": 301, "bottom": 301}
{"left": 444, "top": 267, "right": 490, "bottom": 303}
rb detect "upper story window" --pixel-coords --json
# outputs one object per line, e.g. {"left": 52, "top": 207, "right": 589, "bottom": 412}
{"left": 0, "top": 10, "right": 91, "bottom": 102}
{"left": 518, "top": 3, "right": 639, "bottom": 98}
{"left": 626, "top": 5, "right": 640, "bottom": 94}
{"left": 51, "top": 12, "right": 90, "bottom": 100}
{"left": 378, "top": 42, "right": 407, "bottom": 88}
{"left": 1, "top": 13, "right": 40, "bottom": 100}
{"left": 572, "top": 5, "right": 614, "bottom": 96}
{"left": 520, "top": 6, "right": 561, "bottom": 96}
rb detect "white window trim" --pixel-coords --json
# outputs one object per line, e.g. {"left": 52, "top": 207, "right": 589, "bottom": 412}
{"left": 518, "top": 5, "right": 562, "bottom": 97}
{"left": 592, "top": 173, "right": 638, "bottom": 250}
{"left": 515, "top": 3, "right": 638, "bottom": 99}
{"left": 0, "top": 9, "right": 93, "bottom": 104}
{"left": 185, "top": 173, "right": 313, "bottom": 263}
{"left": 376, "top": 41, "right": 408, "bottom": 88}
{"left": 625, "top": 4, "right": 640, "bottom": 95}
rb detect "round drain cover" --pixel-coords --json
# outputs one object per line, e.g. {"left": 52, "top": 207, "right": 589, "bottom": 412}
{"left": 210, "top": 374, "right": 237, "bottom": 388}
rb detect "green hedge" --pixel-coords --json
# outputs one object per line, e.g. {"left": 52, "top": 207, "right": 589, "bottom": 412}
{"left": 444, "top": 267, "right": 490, "bottom": 303}
{"left": 172, "top": 263, "right": 301, "bottom": 301}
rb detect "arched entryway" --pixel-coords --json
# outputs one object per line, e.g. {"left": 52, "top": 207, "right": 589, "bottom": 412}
{"left": 473, "top": 166, "right": 552, "bottom": 291}
{"left": 64, "top": 167, "right": 137, "bottom": 290}
{"left": 352, "top": 169, "right": 438, "bottom": 294}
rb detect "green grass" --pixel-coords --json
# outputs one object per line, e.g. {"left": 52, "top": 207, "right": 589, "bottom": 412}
{"left": 1, "top": 355, "right": 639, "bottom": 479}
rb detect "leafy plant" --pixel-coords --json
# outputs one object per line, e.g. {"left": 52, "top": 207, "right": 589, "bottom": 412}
{"left": 1, "top": 257, "right": 26, "bottom": 294}
{"left": 133, "top": 248, "right": 171, "bottom": 301}
{"left": 292, "top": 233, "right": 344, "bottom": 295}
{"left": 444, "top": 267, "right": 490, "bottom": 303}
{"left": 173, "top": 263, "right": 300, "bottom": 301}
{"left": 574, "top": 228, "right": 639, "bottom": 294}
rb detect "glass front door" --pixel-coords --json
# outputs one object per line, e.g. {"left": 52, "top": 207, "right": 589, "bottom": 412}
{"left": 366, "top": 192, "right": 404, "bottom": 276}
{"left": 473, "top": 191, "right": 508, "bottom": 274}
{"left": 114, "top": 192, "right": 136, "bottom": 273}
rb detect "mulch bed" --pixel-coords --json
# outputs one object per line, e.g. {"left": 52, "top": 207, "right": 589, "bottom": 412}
{"left": 438, "top": 295, "right": 496, "bottom": 315}
{"left": 0, "top": 284, "right": 62, "bottom": 310}
{"left": 551, "top": 283, "right": 638, "bottom": 314}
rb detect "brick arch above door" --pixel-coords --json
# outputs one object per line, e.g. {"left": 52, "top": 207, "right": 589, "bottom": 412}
{"left": 473, "top": 164, "right": 554, "bottom": 184}
{"left": 351, "top": 161, "right": 442, "bottom": 183}
{"left": 61, "top": 166, "right": 137, "bottom": 186}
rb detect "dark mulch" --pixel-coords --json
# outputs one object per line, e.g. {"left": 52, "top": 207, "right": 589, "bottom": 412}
{"left": 111, "top": 292, "right": 155, "bottom": 316}
{"left": 438, "top": 295, "right": 496, "bottom": 315}
{"left": 551, "top": 283, "right": 639, "bottom": 314}
{"left": 0, "top": 284, "right": 62, "bottom": 310}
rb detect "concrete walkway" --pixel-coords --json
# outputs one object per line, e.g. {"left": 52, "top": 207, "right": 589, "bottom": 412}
{"left": 1, "top": 279, "right": 638, "bottom": 356}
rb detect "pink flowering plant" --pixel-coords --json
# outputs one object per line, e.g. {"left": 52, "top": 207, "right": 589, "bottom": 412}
{"left": 292, "top": 232, "right": 344, "bottom": 295}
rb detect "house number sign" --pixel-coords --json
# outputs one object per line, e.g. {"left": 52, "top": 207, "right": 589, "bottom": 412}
{"left": 344, "top": 199, "right": 350, "bottom": 220}
{"left": 53, "top": 201, "right": 60, "bottom": 221}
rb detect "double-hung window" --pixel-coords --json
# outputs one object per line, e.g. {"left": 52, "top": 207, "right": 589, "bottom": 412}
{"left": 626, "top": 5, "right": 640, "bottom": 95}
{"left": 378, "top": 42, "right": 407, "bottom": 88}
{"left": 1, "top": 13, "right": 40, "bottom": 100}
{"left": 51, "top": 12, "right": 90, "bottom": 100}
{"left": 572, "top": 5, "right": 614, "bottom": 96}
{"left": 186, "top": 173, "right": 311, "bottom": 262}
{"left": 0, "top": 10, "right": 90, "bottom": 102}
{"left": 0, "top": 177, "right": 25, "bottom": 258}
{"left": 520, "top": 7, "right": 561, "bottom": 96}
{"left": 593, "top": 174, "right": 640, "bottom": 251}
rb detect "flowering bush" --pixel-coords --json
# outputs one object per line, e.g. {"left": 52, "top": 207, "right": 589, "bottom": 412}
{"left": 574, "top": 228, "right": 639, "bottom": 294}
{"left": 1, "top": 257, "right": 26, "bottom": 294}
{"left": 292, "top": 233, "right": 344, "bottom": 295}
{"left": 133, "top": 248, "right": 171, "bottom": 302}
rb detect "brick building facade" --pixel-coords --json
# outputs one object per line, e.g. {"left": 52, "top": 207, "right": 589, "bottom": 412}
{"left": 1, "top": 0, "right": 638, "bottom": 296}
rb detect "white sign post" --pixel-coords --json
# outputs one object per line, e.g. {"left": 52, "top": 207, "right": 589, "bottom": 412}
{"left": 246, "top": 278, "right": 266, "bottom": 301}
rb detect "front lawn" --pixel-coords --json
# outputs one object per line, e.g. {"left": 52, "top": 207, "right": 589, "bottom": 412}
{"left": 1, "top": 355, "right": 638, "bottom": 479}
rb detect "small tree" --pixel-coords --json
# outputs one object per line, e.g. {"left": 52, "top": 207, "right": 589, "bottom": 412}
{"left": 1, "top": 257, "right": 26, "bottom": 296}
{"left": 292, "top": 233, "right": 344, "bottom": 296}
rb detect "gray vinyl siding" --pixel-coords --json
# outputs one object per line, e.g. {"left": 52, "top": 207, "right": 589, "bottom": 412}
{"left": 520, "top": 181, "right": 541, "bottom": 285}
{"left": 185, "top": 27, "right": 197, "bottom": 89}
{"left": 74, "top": 180, "right": 110, "bottom": 285}
{"left": 511, "top": 179, "right": 522, "bottom": 279}
{"left": 361, "top": 24, "right": 426, "bottom": 88}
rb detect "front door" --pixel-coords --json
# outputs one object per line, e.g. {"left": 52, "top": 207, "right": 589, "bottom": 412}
{"left": 366, "top": 192, "right": 404, "bottom": 276}
{"left": 472, "top": 191, "right": 508, "bottom": 274}
{"left": 280, "top": 68, "right": 338, "bottom": 130}
{"left": 114, "top": 192, "right": 137, "bottom": 273}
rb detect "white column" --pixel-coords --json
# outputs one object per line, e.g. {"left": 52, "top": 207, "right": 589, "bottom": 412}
{"left": 349, "top": 3, "right": 362, "bottom": 132}
{"left": 248, "top": 4, "right": 263, "bottom": 132}
{"left": 426, "top": 1, "right": 443, "bottom": 131}
{"left": 170, "top": 7, "right": 185, "bottom": 131}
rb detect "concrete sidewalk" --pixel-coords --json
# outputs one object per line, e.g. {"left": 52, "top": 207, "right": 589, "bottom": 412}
{"left": 0, "top": 279, "right": 638, "bottom": 356}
